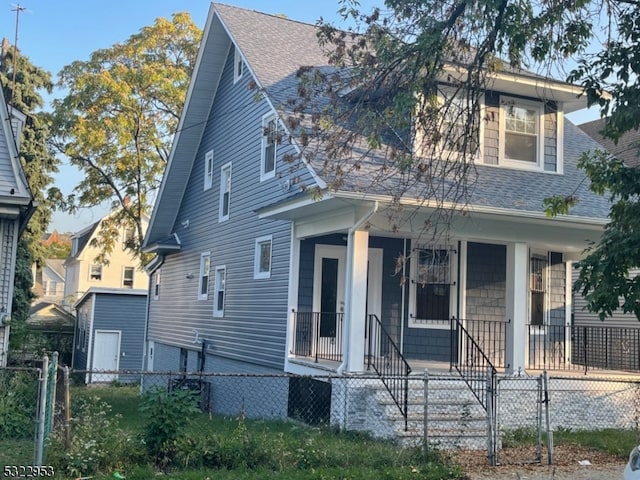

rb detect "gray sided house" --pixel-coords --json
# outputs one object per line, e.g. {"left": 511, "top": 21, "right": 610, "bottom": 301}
{"left": 143, "top": 4, "right": 612, "bottom": 422}
{"left": 0, "top": 93, "right": 36, "bottom": 366}
{"left": 72, "top": 287, "right": 147, "bottom": 383}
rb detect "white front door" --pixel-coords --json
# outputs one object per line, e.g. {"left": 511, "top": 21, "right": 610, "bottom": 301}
{"left": 312, "top": 245, "right": 383, "bottom": 359}
{"left": 92, "top": 330, "right": 121, "bottom": 382}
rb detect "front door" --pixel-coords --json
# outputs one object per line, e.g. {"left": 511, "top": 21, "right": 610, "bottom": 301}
{"left": 312, "top": 245, "right": 383, "bottom": 359}
{"left": 313, "top": 245, "right": 346, "bottom": 359}
{"left": 92, "top": 330, "right": 121, "bottom": 382}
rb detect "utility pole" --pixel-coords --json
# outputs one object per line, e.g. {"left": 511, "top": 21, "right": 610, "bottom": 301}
{"left": 9, "top": 4, "right": 27, "bottom": 112}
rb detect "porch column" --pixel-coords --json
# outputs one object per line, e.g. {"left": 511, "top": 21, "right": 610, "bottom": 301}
{"left": 505, "top": 242, "right": 528, "bottom": 374}
{"left": 344, "top": 229, "right": 369, "bottom": 372}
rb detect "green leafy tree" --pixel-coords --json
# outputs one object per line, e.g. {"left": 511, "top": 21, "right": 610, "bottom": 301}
{"left": 0, "top": 39, "right": 56, "bottom": 349}
{"left": 293, "top": 1, "right": 638, "bottom": 319}
{"left": 50, "top": 13, "right": 201, "bottom": 266}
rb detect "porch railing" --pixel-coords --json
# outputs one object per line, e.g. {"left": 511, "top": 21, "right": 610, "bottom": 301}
{"left": 450, "top": 317, "right": 497, "bottom": 412}
{"left": 527, "top": 323, "right": 640, "bottom": 373}
{"left": 366, "top": 314, "right": 412, "bottom": 430}
{"left": 291, "top": 311, "right": 344, "bottom": 363}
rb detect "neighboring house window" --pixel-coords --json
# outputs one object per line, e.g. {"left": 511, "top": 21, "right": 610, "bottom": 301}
{"left": 153, "top": 269, "right": 160, "bottom": 300}
{"left": 204, "top": 149, "right": 214, "bottom": 190}
{"left": 530, "top": 253, "right": 548, "bottom": 327}
{"left": 90, "top": 264, "right": 102, "bottom": 281}
{"left": 198, "top": 252, "right": 211, "bottom": 300}
{"left": 261, "top": 114, "right": 277, "bottom": 180}
{"left": 409, "top": 246, "right": 455, "bottom": 329}
{"left": 500, "top": 97, "right": 544, "bottom": 168}
{"left": 123, "top": 227, "right": 135, "bottom": 250}
{"left": 233, "top": 47, "right": 244, "bottom": 83}
{"left": 219, "top": 162, "right": 232, "bottom": 222}
{"left": 123, "top": 266, "right": 135, "bottom": 288}
{"left": 254, "top": 235, "right": 272, "bottom": 279}
{"left": 46, "top": 281, "right": 58, "bottom": 296}
{"left": 213, "top": 265, "right": 226, "bottom": 317}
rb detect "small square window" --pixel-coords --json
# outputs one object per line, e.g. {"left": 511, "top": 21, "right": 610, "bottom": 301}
{"left": 254, "top": 235, "right": 272, "bottom": 279}
{"left": 153, "top": 269, "right": 161, "bottom": 300}
{"left": 198, "top": 253, "right": 211, "bottom": 300}
{"left": 123, "top": 266, "right": 134, "bottom": 288}
{"left": 204, "top": 150, "right": 214, "bottom": 190}
{"left": 90, "top": 264, "right": 102, "bottom": 281}
{"left": 261, "top": 114, "right": 277, "bottom": 180}
{"left": 213, "top": 266, "right": 226, "bottom": 317}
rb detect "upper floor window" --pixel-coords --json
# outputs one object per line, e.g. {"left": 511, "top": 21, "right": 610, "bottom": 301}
{"left": 198, "top": 252, "right": 211, "bottom": 300}
{"left": 90, "top": 263, "right": 102, "bottom": 281}
{"left": 499, "top": 97, "right": 544, "bottom": 169}
{"left": 123, "top": 266, "right": 135, "bottom": 288}
{"left": 261, "top": 114, "right": 277, "bottom": 180}
{"left": 219, "top": 162, "right": 232, "bottom": 222}
{"left": 213, "top": 265, "right": 226, "bottom": 317}
{"left": 233, "top": 47, "right": 244, "bottom": 83}
{"left": 254, "top": 235, "right": 272, "bottom": 279}
{"left": 153, "top": 269, "right": 161, "bottom": 300}
{"left": 204, "top": 149, "right": 214, "bottom": 190}
{"left": 123, "top": 227, "right": 135, "bottom": 250}
{"left": 409, "top": 246, "right": 457, "bottom": 329}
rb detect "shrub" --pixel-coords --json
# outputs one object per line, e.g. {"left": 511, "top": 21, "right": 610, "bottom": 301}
{"left": 139, "top": 387, "right": 200, "bottom": 466}
{"left": 0, "top": 370, "right": 38, "bottom": 438}
{"left": 47, "top": 395, "right": 144, "bottom": 477}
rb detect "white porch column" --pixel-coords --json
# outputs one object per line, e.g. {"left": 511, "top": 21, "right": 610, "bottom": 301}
{"left": 505, "top": 242, "right": 528, "bottom": 374}
{"left": 344, "top": 229, "right": 369, "bottom": 372}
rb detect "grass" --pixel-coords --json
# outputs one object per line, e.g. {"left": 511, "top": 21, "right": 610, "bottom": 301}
{"left": 0, "top": 438, "right": 33, "bottom": 467}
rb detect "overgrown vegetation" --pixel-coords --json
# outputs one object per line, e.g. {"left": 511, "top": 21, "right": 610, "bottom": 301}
{"left": 0, "top": 370, "right": 38, "bottom": 438}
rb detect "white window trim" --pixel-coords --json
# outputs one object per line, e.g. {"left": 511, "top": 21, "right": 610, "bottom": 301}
{"left": 204, "top": 149, "right": 214, "bottom": 190}
{"left": 219, "top": 162, "right": 232, "bottom": 222}
{"left": 153, "top": 269, "right": 160, "bottom": 300}
{"left": 233, "top": 47, "right": 244, "bottom": 84}
{"left": 89, "top": 263, "right": 102, "bottom": 281}
{"left": 122, "top": 266, "right": 135, "bottom": 288}
{"left": 260, "top": 113, "right": 277, "bottom": 181}
{"left": 213, "top": 265, "right": 226, "bottom": 317}
{"left": 408, "top": 245, "right": 458, "bottom": 330}
{"left": 254, "top": 235, "right": 273, "bottom": 279}
{"left": 499, "top": 96, "right": 545, "bottom": 171}
{"left": 198, "top": 252, "right": 211, "bottom": 300}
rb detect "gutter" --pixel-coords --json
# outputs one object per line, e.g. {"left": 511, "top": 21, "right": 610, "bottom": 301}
{"left": 337, "top": 201, "right": 379, "bottom": 375}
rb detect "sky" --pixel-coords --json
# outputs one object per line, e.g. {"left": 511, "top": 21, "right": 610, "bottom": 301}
{"left": 0, "top": 0, "right": 601, "bottom": 234}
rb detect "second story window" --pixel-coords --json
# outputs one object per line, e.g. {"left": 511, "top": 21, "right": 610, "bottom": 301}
{"left": 204, "top": 149, "right": 214, "bottom": 190}
{"left": 254, "top": 235, "right": 272, "bottom": 279}
{"left": 261, "top": 114, "right": 277, "bottom": 180}
{"left": 123, "top": 227, "right": 135, "bottom": 250}
{"left": 219, "top": 162, "right": 232, "bottom": 222}
{"left": 233, "top": 47, "right": 244, "bottom": 83}
{"left": 123, "top": 266, "right": 134, "bottom": 288}
{"left": 90, "top": 263, "right": 102, "bottom": 281}
{"left": 500, "top": 97, "right": 543, "bottom": 169}
{"left": 198, "top": 252, "right": 211, "bottom": 300}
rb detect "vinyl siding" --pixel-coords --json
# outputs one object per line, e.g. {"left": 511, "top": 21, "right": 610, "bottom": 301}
{"left": 147, "top": 46, "right": 298, "bottom": 370}
{"left": 92, "top": 293, "right": 146, "bottom": 371}
{"left": 0, "top": 132, "right": 19, "bottom": 192}
{"left": 72, "top": 296, "right": 93, "bottom": 370}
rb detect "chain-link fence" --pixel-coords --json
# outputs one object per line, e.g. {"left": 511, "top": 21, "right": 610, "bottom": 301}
{"left": 4, "top": 364, "right": 640, "bottom": 471}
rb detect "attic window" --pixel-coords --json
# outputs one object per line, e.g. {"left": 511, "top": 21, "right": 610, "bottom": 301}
{"left": 234, "top": 47, "right": 244, "bottom": 83}
{"left": 499, "top": 96, "right": 544, "bottom": 169}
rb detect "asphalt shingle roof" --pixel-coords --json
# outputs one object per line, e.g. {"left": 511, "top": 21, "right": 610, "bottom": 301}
{"left": 579, "top": 118, "right": 640, "bottom": 168}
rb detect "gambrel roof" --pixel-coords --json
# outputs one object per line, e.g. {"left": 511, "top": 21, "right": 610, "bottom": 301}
{"left": 145, "top": 3, "right": 613, "bottom": 248}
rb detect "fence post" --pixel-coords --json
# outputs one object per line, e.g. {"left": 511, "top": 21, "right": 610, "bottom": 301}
{"left": 35, "top": 355, "right": 49, "bottom": 466}
{"left": 46, "top": 352, "right": 58, "bottom": 436}
{"left": 63, "top": 366, "right": 71, "bottom": 449}
{"left": 423, "top": 369, "right": 429, "bottom": 448}
{"left": 536, "top": 375, "right": 543, "bottom": 463}
{"left": 543, "top": 370, "right": 553, "bottom": 464}
{"left": 486, "top": 366, "right": 497, "bottom": 466}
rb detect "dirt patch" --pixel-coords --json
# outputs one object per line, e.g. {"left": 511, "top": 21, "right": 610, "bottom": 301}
{"left": 449, "top": 445, "right": 627, "bottom": 480}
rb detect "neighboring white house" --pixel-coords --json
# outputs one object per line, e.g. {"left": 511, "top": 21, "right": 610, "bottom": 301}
{"left": 63, "top": 214, "right": 148, "bottom": 311}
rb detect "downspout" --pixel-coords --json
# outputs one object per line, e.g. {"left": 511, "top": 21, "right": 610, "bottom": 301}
{"left": 337, "top": 201, "right": 379, "bottom": 375}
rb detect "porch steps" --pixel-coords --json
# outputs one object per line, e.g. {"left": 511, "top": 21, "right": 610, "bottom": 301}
{"left": 366, "top": 376, "right": 490, "bottom": 449}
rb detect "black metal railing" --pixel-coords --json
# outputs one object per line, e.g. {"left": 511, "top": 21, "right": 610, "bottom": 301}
{"left": 451, "top": 317, "right": 497, "bottom": 412}
{"left": 291, "top": 311, "right": 344, "bottom": 363}
{"left": 527, "top": 323, "right": 640, "bottom": 373}
{"left": 458, "top": 318, "right": 507, "bottom": 369}
{"left": 365, "top": 314, "right": 412, "bottom": 430}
